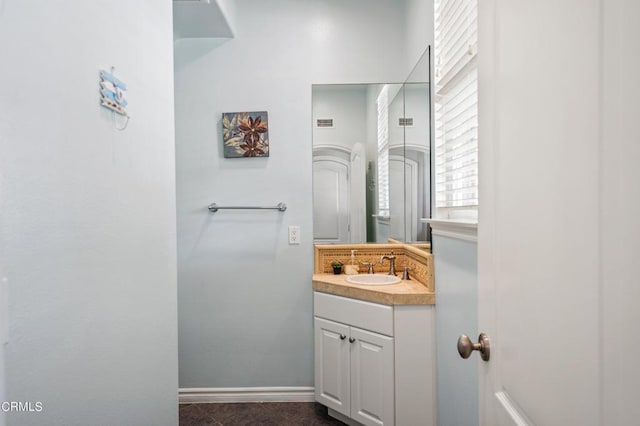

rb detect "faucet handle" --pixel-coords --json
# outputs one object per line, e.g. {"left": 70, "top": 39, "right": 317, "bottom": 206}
{"left": 402, "top": 266, "right": 412, "bottom": 280}
{"left": 361, "top": 262, "right": 374, "bottom": 274}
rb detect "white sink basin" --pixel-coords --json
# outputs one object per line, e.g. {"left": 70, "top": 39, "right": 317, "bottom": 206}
{"left": 345, "top": 274, "right": 401, "bottom": 286}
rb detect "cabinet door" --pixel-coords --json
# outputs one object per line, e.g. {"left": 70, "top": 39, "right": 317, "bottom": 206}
{"left": 350, "top": 326, "right": 394, "bottom": 426}
{"left": 314, "top": 317, "right": 351, "bottom": 416}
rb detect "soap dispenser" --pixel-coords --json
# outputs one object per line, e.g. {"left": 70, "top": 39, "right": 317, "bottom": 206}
{"left": 344, "top": 250, "right": 359, "bottom": 275}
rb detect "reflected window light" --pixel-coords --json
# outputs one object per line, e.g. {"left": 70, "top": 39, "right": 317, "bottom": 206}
{"left": 377, "top": 85, "right": 390, "bottom": 217}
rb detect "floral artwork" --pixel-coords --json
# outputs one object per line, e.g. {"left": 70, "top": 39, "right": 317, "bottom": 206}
{"left": 222, "top": 111, "right": 269, "bottom": 158}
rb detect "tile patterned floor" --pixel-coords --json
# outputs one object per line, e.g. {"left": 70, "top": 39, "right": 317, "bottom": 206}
{"left": 179, "top": 402, "right": 347, "bottom": 426}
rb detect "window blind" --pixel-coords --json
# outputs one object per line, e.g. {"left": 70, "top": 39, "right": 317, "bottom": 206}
{"left": 434, "top": 0, "right": 478, "bottom": 208}
{"left": 377, "top": 85, "right": 390, "bottom": 216}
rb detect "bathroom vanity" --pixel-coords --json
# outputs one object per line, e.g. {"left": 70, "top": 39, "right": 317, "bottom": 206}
{"left": 312, "top": 244, "right": 435, "bottom": 426}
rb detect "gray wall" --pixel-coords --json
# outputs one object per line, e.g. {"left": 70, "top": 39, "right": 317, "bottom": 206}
{"left": 405, "top": 0, "right": 435, "bottom": 74}
{"left": 433, "top": 235, "right": 478, "bottom": 426}
{"left": 0, "top": 2, "right": 178, "bottom": 425}
{"left": 175, "top": 0, "right": 433, "bottom": 388}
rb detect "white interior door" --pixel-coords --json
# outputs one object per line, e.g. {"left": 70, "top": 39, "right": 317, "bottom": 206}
{"left": 478, "top": 0, "right": 640, "bottom": 425}
{"left": 313, "top": 156, "right": 350, "bottom": 243}
{"left": 388, "top": 156, "right": 404, "bottom": 241}
{"left": 389, "top": 155, "right": 417, "bottom": 242}
{"left": 403, "top": 157, "right": 418, "bottom": 241}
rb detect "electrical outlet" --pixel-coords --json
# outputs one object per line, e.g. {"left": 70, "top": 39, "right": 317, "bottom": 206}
{"left": 288, "top": 226, "right": 301, "bottom": 244}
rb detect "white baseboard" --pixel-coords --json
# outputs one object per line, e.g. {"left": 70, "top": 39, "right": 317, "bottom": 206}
{"left": 179, "top": 387, "right": 316, "bottom": 404}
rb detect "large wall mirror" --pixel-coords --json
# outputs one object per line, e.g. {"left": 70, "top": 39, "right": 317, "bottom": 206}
{"left": 312, "top": 48, "right": 431, "bottom": 244}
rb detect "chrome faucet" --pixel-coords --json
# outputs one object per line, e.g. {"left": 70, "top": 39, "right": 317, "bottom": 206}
{"left": 379, "top": 252, "right": 397, "bottom": 275}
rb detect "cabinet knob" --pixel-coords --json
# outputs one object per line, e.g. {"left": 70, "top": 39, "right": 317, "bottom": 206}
{"left": 349, "top": 337, "right": 356, "bottom": 343}
{"left": 340, "top": 334, "right": 346, "bottom": 340}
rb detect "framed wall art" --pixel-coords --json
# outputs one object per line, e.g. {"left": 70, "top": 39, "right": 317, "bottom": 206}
{"left": 222, "top": 111, "right": 269, "bottom": 158}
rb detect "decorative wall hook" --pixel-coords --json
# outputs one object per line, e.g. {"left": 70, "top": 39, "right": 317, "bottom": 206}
{"left": 100, "top": 66, "right": 130, "bottom": 130}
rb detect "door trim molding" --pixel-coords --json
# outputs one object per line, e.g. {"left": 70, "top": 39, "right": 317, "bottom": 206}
{"left": 495, "top": 391, "right": 534, "bottom": 426}
{"left": 178, "top": 387, "right": 316, "bottom": 404}
{"left": 313, "top": 144, "right": 352, "bottom": 156}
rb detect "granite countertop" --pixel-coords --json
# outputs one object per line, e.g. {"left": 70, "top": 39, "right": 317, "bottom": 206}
{"left": 312, "top": 273, "right": 435, "bottom": 306}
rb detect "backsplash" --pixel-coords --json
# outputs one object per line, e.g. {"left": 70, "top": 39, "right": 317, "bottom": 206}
{"left": 314, "top": 243, "right": 434, "bottom": 292}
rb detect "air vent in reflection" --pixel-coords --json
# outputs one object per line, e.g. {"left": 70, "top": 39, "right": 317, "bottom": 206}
{"left": 398, "top": 117, "right": 414, "bottom": 127}
{"left": 316, "top": 118, "right": 334, "bottom": 128}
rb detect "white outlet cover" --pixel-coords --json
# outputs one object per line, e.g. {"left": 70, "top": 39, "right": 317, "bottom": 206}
{"left": 288, "top": 226, "right": 301, "bottom": 244}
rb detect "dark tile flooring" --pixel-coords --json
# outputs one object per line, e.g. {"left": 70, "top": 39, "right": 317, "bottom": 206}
{"left": 179, "top": 402, "right": 347, "bottom": 426}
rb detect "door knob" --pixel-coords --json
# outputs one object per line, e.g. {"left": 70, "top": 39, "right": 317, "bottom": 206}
{"left": 457, "top": 333, "right": 490, "bottom": 361}
{"left": 349, "top": 337, "right": 356, "bottom": 343}
{"left": 340, "top": 334, "right": 346, "bottom": 340}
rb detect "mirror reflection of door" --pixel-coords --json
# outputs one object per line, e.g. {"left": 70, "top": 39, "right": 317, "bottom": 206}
{"left": 312, "top": 155, "right": 350, "bottom": 243}
{"left": 389, "top": 148, "right": 428, "bottom": 243}
{"left": 389, "top": 155, "right": 407, "bottom": 241}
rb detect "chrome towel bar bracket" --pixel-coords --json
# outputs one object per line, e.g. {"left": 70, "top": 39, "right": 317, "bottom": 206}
{"left": 207, "top": 202, "right": 287, "bottom": 213}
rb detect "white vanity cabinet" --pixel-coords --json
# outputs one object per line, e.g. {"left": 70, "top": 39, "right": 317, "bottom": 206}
{"left": 315, "top": 317, "right": 394, "bottom": 426}
{"left": 314, "top": 291, "right": 435, "bottom": 426}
